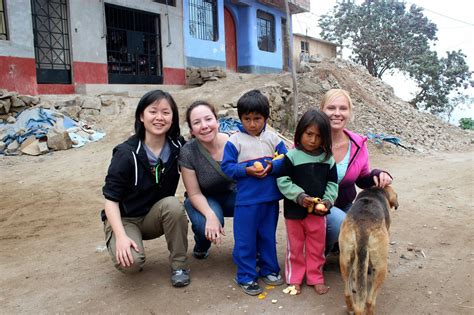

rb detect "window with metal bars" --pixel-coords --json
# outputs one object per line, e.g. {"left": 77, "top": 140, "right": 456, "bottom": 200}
{"left": 189, "top": 0, "right": 218, "bottom": 41}
{"left": 0, "top": 0, "right": 8, "bottom": 40}
{"left": 301, "top": 41, "right": 309, "bottom": 53}
{"left": 257, "top": 10, "right": 275, "bottom": 52}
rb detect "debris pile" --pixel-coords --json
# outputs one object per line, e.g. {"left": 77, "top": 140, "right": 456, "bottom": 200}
{"left": 0, "top": 90, "right": 126, "bottom": 155}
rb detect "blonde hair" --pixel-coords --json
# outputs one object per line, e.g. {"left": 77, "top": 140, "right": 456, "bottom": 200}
{"left": 319, "top": 89, "right": 354, "bottom": 113}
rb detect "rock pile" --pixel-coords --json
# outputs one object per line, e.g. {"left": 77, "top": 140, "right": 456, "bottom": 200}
{"left": 293, "top": 58, "right": 472, "bottom": 152}
{"left": 186, "top": 66, "right": 227, "bottom": 85}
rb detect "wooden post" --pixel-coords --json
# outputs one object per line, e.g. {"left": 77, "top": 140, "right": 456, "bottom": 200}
{"left": 284, "top": 0, "right": 299, "bottom": 129}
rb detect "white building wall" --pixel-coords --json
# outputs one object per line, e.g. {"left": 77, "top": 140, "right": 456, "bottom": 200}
{"left": 0, "top": 0, "right": 34, "bottom": 58}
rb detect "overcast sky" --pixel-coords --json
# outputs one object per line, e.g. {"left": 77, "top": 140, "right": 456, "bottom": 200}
{"left": 292, "top": 0, "right": 474, "bottom": 123}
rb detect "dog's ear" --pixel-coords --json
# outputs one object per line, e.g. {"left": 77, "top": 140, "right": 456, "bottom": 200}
{"left": 384, "top": 186, "right": 399, "bottom": 210}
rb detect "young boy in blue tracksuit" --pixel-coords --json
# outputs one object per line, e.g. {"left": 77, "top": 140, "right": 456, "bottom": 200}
{"left": 221, "top": 90, "right": 288, "bottom": 296}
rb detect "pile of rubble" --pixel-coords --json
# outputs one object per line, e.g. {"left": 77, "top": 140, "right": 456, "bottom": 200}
{"left": 186, "top": 66, "right": 227, "bottom": 85}
{"left": 293, "top": 58, "right": 472, "bottom": 152}
{"left": 0, "top": 90, "right": 125, "bottom": 155}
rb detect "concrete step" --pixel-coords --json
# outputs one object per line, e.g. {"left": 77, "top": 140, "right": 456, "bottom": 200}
{"left": 75, "top": 84, "right": 189, "bottom": 97}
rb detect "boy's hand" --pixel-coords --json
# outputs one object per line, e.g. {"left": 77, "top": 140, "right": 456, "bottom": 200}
{"left": 246, "top": 165, "right": 267, "bottom": 178}
{"left": 301, "top": 196, "right": 315, "bottom": 208}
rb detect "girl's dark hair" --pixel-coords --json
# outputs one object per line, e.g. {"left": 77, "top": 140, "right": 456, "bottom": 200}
{"left": 185, "top": 100, "right": 217, "bottom": 130}
{"left": 134, "top": 89, "right": 180, "bottom": 140}
{"left": 237, "top": 89, "right": 270, "bottom": 119}
{"left": 294, "top": 109, "right": 332, "bottom": 161}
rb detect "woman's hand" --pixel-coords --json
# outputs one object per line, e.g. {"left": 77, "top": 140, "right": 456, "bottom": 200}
{"left": 205, "top": 212, "right": 225, "bottom": 246}
{"left": 373, "top": 172, "right": 392, "bottom": 188}
{"left": 115, "top": 235, "right": 140, "bottom": 267}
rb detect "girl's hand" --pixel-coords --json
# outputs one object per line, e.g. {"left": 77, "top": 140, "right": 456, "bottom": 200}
{"left": 115, "top": 235, "right": 140, "bottom": 267}
{"left": 301, "top": 196, "right": 314, "bottom": 208}
{"left": 373, "top": 172, "right": 392, "bottom": 188}
{"left": 205, "top": 213, "right": 224, "bottom": 246}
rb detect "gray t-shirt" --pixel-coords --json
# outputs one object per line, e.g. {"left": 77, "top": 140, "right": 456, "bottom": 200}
{"left": 178, "top": 138, "right": 235, "bottom": 196}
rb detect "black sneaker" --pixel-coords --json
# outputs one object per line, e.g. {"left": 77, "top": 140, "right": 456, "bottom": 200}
{"left": 192, "top": 250, "right": 209, "bottom": 260}
{"left": 171, "top": 269, "right": 190, "bottom": 287}
{"left": 234, "top": 278, "right": 263, "bottom": 296}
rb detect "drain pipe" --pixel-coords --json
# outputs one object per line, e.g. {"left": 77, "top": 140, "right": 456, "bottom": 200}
{"left": 165, "top": 0, "right": 172, "bottom": 47}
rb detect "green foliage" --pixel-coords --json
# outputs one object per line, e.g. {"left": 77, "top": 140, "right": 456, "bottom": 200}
{"left": 459, "top": 118, "right": 474, "bottom": 130}
{"left": 319, "top": 0, "right": 472, "bottom": 116}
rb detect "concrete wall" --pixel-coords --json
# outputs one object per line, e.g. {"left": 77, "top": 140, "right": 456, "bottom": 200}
{"left": 292, "top": 34, "right": 337, "bottom": 67}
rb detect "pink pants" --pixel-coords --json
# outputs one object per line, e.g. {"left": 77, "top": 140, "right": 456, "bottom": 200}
{"left": 285, "top": 215, "right": 326, "bottom": 285}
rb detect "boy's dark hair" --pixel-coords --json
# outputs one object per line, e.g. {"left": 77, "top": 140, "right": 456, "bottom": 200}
{"left": 237, "top": 89, "right": 270, "bottom": 119}
{"left": 134, "top": 89, "right": 180, "bottom": 141}
{"left": 186, "top": 100, "right": 217, "bottom": 130}
{"left": 294, "top": 109, "right": 332, "bottom": 161}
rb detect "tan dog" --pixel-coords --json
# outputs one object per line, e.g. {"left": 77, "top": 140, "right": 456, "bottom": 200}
{"left": 339, "top": 186, "right": 399, "bottom": 315}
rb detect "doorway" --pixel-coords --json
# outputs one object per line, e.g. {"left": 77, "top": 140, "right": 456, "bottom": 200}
{"left": 224, "top": 7, "right": 237, "bottom": 72}
{"left": 105, "top": 4, "right": 163, "bottom": 84}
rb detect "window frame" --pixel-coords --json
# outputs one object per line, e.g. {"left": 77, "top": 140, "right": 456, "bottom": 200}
{"left": 256, "top": 9, "right": 276, "bottom": 53}
{"left": 0, "top": 0, "right": 8, "bottom": 40}
{"left": 153, "top": 0, "right": 176, "bottom": 6}
{"left": 301, "top": 40, "right": 309, "bottom": 53}
{"left": 189, "top": 0, "right": 218, "bottom": 42}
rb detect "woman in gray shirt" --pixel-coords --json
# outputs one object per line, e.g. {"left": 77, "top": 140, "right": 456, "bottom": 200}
{"left": 179, "top": 101, "right": 236, "bottom": 259}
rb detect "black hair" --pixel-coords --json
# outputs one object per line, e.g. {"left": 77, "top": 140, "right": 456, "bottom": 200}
{"left": 294, "top": 109, "right": 332, "bottom": 161}
{"left": 237, "top": 89, "right": 270, "bottom": 119}
{"left": 185, "top": 100, "right": 217, "bottom": 130}
{"left": 134, "top": 89, "right": 180, "bottom": 141}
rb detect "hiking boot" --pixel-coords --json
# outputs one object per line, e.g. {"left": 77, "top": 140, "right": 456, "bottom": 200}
{"left": 234, "top": 279, "right": 263, "bottom": 296}
{"left": 261, "top": 273, "right": 284, "bottom": 286}
{"left": 171, "top": 269, "right": 190, "bottom": 287}
{"left": 192, "top": 250, "right": 209, "bottom": 260}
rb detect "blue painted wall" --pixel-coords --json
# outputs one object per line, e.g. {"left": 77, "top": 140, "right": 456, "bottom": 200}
{"left": 183, "top": 0, "right": 226, "bottom": 68}
{"left": 183, "top": 0, "right": 290, "bottom": 73}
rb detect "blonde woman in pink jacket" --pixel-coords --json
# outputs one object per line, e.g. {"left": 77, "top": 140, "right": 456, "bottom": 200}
{"left": 320, "top": 89, "right": 393, "bottom": 254}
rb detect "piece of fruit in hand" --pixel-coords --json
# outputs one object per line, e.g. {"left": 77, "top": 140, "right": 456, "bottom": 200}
{"left": 315, "top": 203, "right": 327, "bottom": 212}
{"left": 253, "top": 161, "right": 264, "bottom": 171}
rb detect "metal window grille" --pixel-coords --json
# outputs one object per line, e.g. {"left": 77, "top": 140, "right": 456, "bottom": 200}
{"left": 31, "top": 0, "right": 71, "bottom": 83}
{"left": 105, "top": 4, "right": 162, "bottom": 83}
{"left": 257, "top": 10, "right": 275, "bottom": 52}
{"left": 0, "top": 0, "right": 7, "bottom": 40}
{"left": 189, "top": 0, "right": 218, "bottom": 41}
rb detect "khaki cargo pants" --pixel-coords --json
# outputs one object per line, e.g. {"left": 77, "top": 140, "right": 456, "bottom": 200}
{"left": 104, "top": 196, "right": 188, "bottom": 273}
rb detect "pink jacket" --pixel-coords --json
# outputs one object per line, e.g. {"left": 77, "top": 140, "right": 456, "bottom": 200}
{"left": 335, "top": 129, "right": 384, "bottom": 209}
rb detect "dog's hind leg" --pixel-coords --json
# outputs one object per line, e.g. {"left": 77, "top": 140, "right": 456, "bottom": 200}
{"left": 339, "top": 222, "right": 356, "bottom": 314}
{"left": 366, "top": 232, "right": 389, "bottom": 315}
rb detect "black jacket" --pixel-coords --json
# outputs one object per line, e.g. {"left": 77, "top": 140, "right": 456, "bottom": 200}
{"left": 101, "top": 135, "right": 184, "bottom": 221}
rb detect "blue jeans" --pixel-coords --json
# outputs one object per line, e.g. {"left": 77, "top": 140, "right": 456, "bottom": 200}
{"left": 184, "top": 190, "right": 236, "bottom": 253}
{"left": 325, "top": 203, "right": 352, "bottom": 254}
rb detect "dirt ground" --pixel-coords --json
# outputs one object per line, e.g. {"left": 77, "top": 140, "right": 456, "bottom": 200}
{"left": 1, "top": 105, "right": 473, "bottom": 314}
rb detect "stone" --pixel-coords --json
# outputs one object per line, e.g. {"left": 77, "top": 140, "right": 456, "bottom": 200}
{"left": 7, "top": 140, "right": 19, "bottom": 152}
{"left": 20, "top": 137, "right": 41, "bottom": 156}
{"left": 38, "top": 141, "right": 49, "bottom": 154}
{"left": 19, "top": 95, "right": 40, "bottom": 106}
{"left": 0, "top": 99, "right": 11, "bottom": 114}
{"left": 82, "top": 96, "right": 102, "bottom": 110}
{"left": 0, "top": 141, "right": 5, "bottom": 152}
{"left": 7, "top": 115, "right": 16, "bottom": 123}
{"left": 47, "top": 130, "right": 72, "bottom": 151}
{"left": 79, "top": 108, "right": 100, "bottom": 117}
{"left": 100, "top": 103, "right": 119, "bottom": 116}
{"left": 11, "top": 96, "right": 26, "bottom": 108}
{"left": 60, "top": 106, "right": 82, "bottom": 119}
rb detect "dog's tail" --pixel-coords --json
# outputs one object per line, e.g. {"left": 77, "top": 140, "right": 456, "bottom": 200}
{"left": 352, "top": 232, "right": 370, "bottom": 314}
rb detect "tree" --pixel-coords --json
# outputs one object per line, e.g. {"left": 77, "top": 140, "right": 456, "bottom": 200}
{"left": 320, "top": 0, "right": 437, "bottom": 78}
{"left": 319, "top": 0, "right": 472, "bottom": 115}
{"left": 459, "top": 118, "right": 474, "bottom": 130}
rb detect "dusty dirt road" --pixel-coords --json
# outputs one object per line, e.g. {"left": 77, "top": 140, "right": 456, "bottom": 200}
{"left": 1, "top": 109, "right": 473, "bottom": 314}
